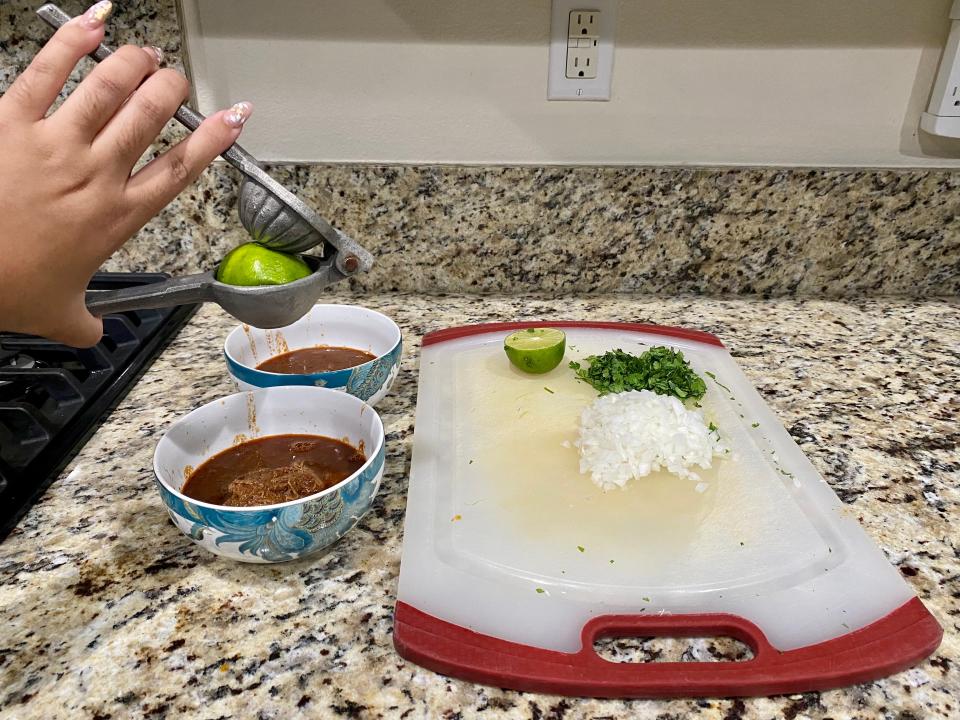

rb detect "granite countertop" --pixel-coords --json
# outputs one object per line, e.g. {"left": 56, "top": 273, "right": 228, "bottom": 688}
{"left": 2, "top": 1, "right": 958, "bottom": 716}
{"left": 4, "top": 0, "right": 960, "bottom": 299}
{"left": 0, "top": 294, "right": 958, "bottom": 720}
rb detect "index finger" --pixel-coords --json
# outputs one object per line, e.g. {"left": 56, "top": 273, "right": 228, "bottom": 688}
{"left": 123, "top": 103, "right": 253, "bottom": 235}
{"left": 3, "top": 2, "right": 112, "bottom": 120}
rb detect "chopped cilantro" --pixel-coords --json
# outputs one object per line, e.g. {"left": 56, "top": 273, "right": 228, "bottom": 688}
{"left": 704, "top": 371, "right": 732, "bottom": 393}
{"left": 544, "top": 386, "right": 555, "bottom": 394}
{"left": 577, "top": 545, "right": 585, "bottom": 553}
{"left": 535, "top": 587, "right": 545, "bottom": 594}
{"left": 569, "top": 347, "right": 706, "bottom": 402}
{"left": 642, "top": 596, "right": 651, "bottom": 602}
{"left": 609, "top": 559, "right": 615, "bottom": 564}
{"left": 751, "top": 422, "right": 760, "bottom": 428}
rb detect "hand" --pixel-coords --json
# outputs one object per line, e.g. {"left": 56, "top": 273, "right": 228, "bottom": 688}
{"left": 0, "top": 0, "right": 253, "bottom": 347}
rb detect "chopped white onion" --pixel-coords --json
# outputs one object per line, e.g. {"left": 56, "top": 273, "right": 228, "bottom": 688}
{"left": 577, "top": 390, "right": 728, "bottom": 491}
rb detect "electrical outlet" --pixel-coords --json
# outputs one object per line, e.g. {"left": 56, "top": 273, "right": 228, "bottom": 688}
{"left": 569, "top": 10, "right": 598, "bottom": 37}
{"left": 566, "top": 41, "right": 598, "bottom": 79}
{"left": 920, "top": 1, "right": 960, "bottom": 137}
{"left": 548, "top": 0, "right": 616, "bottom": 101}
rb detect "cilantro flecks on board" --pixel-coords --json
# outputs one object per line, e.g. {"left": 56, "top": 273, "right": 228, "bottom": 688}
{"left": 569, "top": 346, "right": 707, "bottom": 402}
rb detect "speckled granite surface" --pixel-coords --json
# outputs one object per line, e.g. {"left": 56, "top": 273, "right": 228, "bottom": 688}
{"left": 110, "top": 164, "right": 960, "bottom": 298}
{"left": 3, "top": 1, "right": 960, "bottom": 298}
{"left": 1, "top": 295, "right": 957, "bottom": 719}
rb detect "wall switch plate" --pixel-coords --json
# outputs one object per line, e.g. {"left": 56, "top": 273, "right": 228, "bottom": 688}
{"left": 548, "top": 0, "right": 616, "bottom": 100}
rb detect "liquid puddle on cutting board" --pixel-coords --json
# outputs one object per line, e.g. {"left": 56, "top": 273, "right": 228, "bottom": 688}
{"left": 448, "top": 338, "right": 825, "bottom": 591}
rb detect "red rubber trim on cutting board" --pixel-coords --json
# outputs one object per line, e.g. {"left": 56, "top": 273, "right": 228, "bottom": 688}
{"left": 422, "top": 321, "right": 725, "bottom": 348}
{"left": 393, "top": 598, "right": 942, "bottom": 698}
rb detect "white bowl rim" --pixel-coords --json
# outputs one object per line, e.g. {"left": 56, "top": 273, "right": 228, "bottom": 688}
{"left": 153, "top": 386, "right": 385, "bottom": 512}
{"left": 223, "top": 304, "right": 402, "bottom": 379}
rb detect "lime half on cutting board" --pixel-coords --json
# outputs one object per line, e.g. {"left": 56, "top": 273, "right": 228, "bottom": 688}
{"left": 504, "top": 328, "right": 566, "bottom": 374}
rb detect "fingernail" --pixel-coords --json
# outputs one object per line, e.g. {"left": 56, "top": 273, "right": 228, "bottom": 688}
{"left": 82, "top": 1, "right": 113, "bottom": 29}
{"left": 143, "top": 45, "right": 164, "bottom": 65}
{"left": 223, "top": 101, "right": 253, "bottom": 128}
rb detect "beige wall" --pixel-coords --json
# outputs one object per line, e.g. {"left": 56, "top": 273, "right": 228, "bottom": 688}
{"left": 182, "top": 0, "right": 960, "bottom": 166}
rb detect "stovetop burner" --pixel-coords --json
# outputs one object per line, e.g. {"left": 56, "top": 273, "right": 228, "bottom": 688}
{"left": 0, "top": 352, "right": 37, "bottom": 385}
{"left": 0, "top": 273, "right": 197, "bottom": 540}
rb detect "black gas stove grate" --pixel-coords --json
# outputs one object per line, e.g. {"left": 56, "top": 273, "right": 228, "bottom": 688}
{"left": 0, "top": 273, "right": 197, "bottom": 540}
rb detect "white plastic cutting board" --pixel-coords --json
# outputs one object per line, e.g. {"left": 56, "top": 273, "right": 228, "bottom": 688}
{"left": 397, "top": 325, "right": 919, "bottom": 659}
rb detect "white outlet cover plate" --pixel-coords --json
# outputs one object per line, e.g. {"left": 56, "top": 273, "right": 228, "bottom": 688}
{"left": 548, "top": 0, "right": 617, "bottom": 101}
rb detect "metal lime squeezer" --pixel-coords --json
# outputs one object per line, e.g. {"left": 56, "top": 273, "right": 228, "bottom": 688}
{"left": 37, "top": 4, "right": 373, "bottom": 329}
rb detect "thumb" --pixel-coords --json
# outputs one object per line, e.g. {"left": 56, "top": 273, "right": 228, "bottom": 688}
{"left": 43, "top": 301, "right": 104, "bottom": 348}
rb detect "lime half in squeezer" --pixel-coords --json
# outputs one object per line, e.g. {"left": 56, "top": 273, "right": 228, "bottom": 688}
{"left": 216, "top": 243, "right": 312, "bottom": 287}
{"left": 504, "top": 328, "right": 566, "bottom": 374}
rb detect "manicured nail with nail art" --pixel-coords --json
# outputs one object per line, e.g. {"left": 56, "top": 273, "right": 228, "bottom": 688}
{"left": 224, "top": 101, "right": 253, "bottom": 128}
{"left": 82, "top": 1, "right": 113, "bottom": 29}
{"left": 143, "top": 46, "right": 164, "bottom": 65}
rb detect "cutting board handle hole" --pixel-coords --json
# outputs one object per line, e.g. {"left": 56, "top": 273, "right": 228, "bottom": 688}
{"left": 592, "top": 635, "right": 755, "bottom": 663}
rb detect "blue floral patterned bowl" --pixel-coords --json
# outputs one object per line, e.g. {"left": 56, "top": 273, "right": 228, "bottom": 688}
{"left": 224, "top": 304, "right": 402, "bottom": 406}
{"left": 153, "top": 386, "right": 385, "bottom": 563}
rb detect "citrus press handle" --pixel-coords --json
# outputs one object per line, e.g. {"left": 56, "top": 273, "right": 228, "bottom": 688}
{"left": 84, "top": 273, "right": 215, "bottom": 314}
